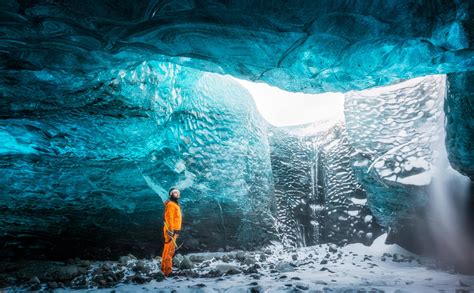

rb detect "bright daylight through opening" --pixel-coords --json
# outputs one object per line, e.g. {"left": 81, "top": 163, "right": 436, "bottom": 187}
{"left": 235, "top": 78, "right": 345, "bottom": 127}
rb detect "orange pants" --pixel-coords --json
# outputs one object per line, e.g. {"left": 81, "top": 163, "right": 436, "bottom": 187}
{"left": 161, "top": 233, "right": 177, "bottom": 276}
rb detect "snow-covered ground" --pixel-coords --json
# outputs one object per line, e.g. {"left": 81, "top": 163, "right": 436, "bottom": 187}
{"left": 45, "top": 234, "right": 472, "bottom": 293}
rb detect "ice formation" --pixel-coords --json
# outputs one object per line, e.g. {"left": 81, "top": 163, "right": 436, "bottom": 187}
{"left": 0, "top": 0, "right": 472, "bottom": 262}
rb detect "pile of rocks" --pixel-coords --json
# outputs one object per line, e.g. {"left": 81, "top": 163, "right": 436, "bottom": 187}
{"left": 2, "top": 242, "right": 439, "bottom": 291}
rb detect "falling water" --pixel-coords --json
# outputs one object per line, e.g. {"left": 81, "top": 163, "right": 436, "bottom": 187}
{"left": 428, "top": 83, "right": 473, "bottom": 272}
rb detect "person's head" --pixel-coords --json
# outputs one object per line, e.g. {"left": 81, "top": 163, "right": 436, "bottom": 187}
{"left": 168, "top": 188, "right": 180, "bottom": 200}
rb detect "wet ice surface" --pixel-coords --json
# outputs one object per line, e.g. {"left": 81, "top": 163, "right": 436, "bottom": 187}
{"left": 6, "top": 234, "right": 470, "bottom": 293}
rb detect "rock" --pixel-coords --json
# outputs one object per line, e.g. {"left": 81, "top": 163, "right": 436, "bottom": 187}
{"left": 114, "top": 271, "right": 124, "bottom": 282}
{"left": 48, "top": 265, "right": 82, "bottom": 281}
{"left": 127, "top": 274, "right": 149, "bottom": 284}
{"left": 119, "top": 255, "right": 132, "bottom": 264}
{"left": 320, "top": 267, "right": 335, "bottom": 273}
{"left": 295, "top": 283, "right": 309, "bottom": 290}
{"left": 190, "top": 283, "right": 206, "bottom": 288}
{"left": 133, "top": 261, "right": 149, "bottom": 273}
{"left": 320, "top": 259, "right": 328, "bottom": 265}
{"left": 102, "top": 262, "right": 113, "bottom": 271}
{"left": 29, "top": 283, "right": 41, "bottom": 291}
{"left": 222, "top": 255, "right": 230, "bottom": 262}
{"left": 275, "top": 262, "right": 295, "bottom": 273}
{"left": 173, "top": 254, "right": 185, "bottom": 267}
{"left": 183, "top": 271, "right": 200, "bottom": 278}
{"left": 249, "top": 286, "right": 262, "bottom": 293}
{"left": 180, "top": 256, "right": 193, "bottom": 269}
{"left": 244, "top": 264, "right": 260, "bottom": 275}
{"left": 259, "top": 253, "right": 266, "bottom": 262}
{"left": 188, "top": 254, "right": 206, "bottom": 263}
{"left": 47, "top": 281, "right": 58, "bottom": 289}
{"left": 29, "top": 276, "right": 41, "bottom": 284}
{"left": 215, "top": 264, "right": 241, "bottom": 275}
{"left": 291, "top": 277, "right": 301, "bottom": 280}
{"left": 152, "top": 271, "right": 165, "bottom": 282}
{"left": 28, "top": 277, "right": 41, "bottom": 290}
{"left": 236, "top": 251, "right": 247, "bottom": 261}
{"left": 243, "top": 256, "right": 257, "bottom": 266}
{"left": 97, "top": 279, "right": 108, "bottom": 287}
{"left": 328, "top": 244, "right": 338, "bottom": 253}
{"left": 71, "top": 276, "right": 87, "bottom": 289}
{"left": 314, "top": 280, "right": 328, "bottom": 285}
{"left": 292, "top": 254, "right": 298, "bottom": 261}
{"left": 79, "top": 260, "right": 91, "bottom": 267}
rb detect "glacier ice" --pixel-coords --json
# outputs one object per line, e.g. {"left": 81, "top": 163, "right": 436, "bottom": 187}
{"left": 445, "top": 72, "right": 474, "bottom": 179}
{"left": 0, "top": 62, "right": 277, "bottom": 258}
{"left": 344, "top": 75, "right": 447, "bottom": 228}
{"left": 0, "top": 0, "right": 473, "bottom": 94}
{"left": 0, "top": 0, "right": 472, "bottom": 261}
{"left": 269, "top": 120, "right": 381, "bottom": 248}
{"left": 0, "top": 60, "right": 386, "bottom": 258}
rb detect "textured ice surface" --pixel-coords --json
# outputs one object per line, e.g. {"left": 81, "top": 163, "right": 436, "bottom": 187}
{"left": 0, "top": 64, "right": 469, "bottom": 259}
{"left": 344, "top": 75, "right": 449, "bottom": 228}
{"left": 269, "top": 120, "right": 381, "bottom": 248}
{"left": 0, "top": 62, "right": 276, "bottom": 258}
{"left": 0, "top": 1, "right": 473, "bottom": 94}
{"left": 446, "top": 72, "right": 474, "bottom": 179}
{"left": 0, "top": 0, "right": 473, "bottom": 259}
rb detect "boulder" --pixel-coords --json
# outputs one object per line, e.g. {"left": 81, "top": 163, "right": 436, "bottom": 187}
{"left": 180, "top": 257, "right": 194, "bottom": 270}
{"left": 215, "top": 264, "right": 241, "bottom": 275}
{"left": 275, "top": 262, "right": 295, "bottom": 273}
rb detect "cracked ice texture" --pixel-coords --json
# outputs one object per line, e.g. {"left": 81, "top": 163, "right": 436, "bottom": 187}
{"left": 0, "top": 62, "right": 275, "bottom": 258}
{"left": 344, "top": 75, "right": 447, "bottom": 228}
{"left": 1, "top": 0, "right": 473, "bottom": 178}
{"left": 0, "top": 0, "right": 473, "bottom": 95}
{"left": 445, "top": 72, "right": 474, "bottom": 180}
{"left": 0, "top": 0, "right": 473, "bottom": 258}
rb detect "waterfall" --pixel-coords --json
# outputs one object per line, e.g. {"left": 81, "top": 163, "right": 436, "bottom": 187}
{"left": 428, "top": 89, "right": 473, "bottom": 271}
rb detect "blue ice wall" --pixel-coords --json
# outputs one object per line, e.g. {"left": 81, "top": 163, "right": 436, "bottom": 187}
{"left": 446, "top": 72, "right": 474, "bottom": 179}
{"left": 1, "top": 0, "right": 473, "bottom": 180}
{"left": 344, "top": 76, "right": 448, "bottom": 230}
{"left": 0, "top": 61, "right": 276, "bottom": 258}
{"left": 0, "top": 0, "right": 473, "bottom": 259}
{"left": 269, "top": 122, "right": 381, "bottom": 248}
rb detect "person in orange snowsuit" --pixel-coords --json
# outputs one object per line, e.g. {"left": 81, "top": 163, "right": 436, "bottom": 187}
{"left": 161, "top": 187, "right": 182, "bottom": 277}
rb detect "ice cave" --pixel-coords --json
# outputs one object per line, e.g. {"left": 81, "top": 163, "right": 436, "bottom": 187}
{"left": 0, "top": 0, "right": 473, "bottom": 292}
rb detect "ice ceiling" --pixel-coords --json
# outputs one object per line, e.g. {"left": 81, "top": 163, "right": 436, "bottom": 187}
{"left": 0, "top": 0, "right": 473, "bottom": 259}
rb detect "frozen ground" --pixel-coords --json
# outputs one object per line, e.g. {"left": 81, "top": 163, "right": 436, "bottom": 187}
{"left": 2, "top": 234, "right": 473, "bottom": 292}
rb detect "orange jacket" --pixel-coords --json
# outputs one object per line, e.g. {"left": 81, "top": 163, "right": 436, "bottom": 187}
{"left": 164, "top": 200, "right": 182, "bottom": 232}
